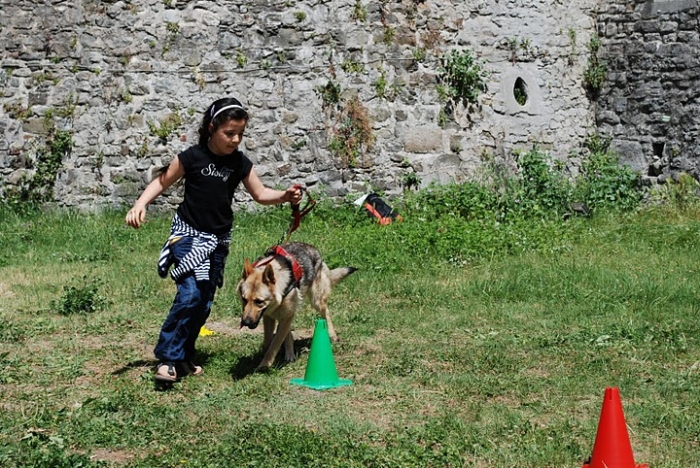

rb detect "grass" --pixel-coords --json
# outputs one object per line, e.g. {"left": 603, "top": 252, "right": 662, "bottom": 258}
{"left": 1, "top": 201, "right": 699, "bottom": 467}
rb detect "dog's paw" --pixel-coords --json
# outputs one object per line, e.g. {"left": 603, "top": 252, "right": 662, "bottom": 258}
{"left": 283, "top": 354, "right": 296, "bottom": 364}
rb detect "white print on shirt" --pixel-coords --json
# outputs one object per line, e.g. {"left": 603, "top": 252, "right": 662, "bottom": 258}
{"left": 201, "top": 163, "right": 233, "bottom": 181}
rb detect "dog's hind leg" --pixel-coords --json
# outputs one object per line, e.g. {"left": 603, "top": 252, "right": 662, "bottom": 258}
{"left": 310, "top": 269, "right": 338, "bottom": 341}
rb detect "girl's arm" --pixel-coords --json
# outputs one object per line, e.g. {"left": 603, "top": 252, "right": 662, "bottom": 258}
{"left": 243, "top": 167, "right": 302, "bottom": 206}
{"left": 125, "top": 157, "right": 185, "bottom": 228}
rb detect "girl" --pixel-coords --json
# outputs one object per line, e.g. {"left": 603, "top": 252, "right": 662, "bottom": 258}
{"left": 125, "top": 97, "right": 302, "bottom": 383}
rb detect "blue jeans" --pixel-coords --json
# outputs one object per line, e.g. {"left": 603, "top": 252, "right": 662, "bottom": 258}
{"left": 153, "top": 237, "right": 228, "bottom": 363}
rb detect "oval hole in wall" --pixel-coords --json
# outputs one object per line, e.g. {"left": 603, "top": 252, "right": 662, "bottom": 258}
{"left": 513, "top": 77, "right": 528, "bottom": 106}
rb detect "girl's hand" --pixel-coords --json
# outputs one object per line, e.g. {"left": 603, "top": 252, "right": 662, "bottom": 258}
{"left": 285, "top": 186, "right": 303, "bottom": 205}
{"left": 125, "top": 205, "right": 146, "bottom": 229}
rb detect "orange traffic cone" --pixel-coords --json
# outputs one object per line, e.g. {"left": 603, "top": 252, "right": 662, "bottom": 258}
{"left": 582, "top": 387, "right": 648, "bottom": 468}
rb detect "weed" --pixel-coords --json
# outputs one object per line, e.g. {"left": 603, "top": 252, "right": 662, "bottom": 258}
{"left": 148, "top": 112, "right": 182, "bottom": 143}
{"left": 511, "top": 147, "right": 572, "bottom": 217}
{"left": 315, "top": 79, "right": 342, "bottom": 109}
{"left": 236, "top": 49, "right": 247, "bottom": 68}
{"left": 438, "top": 48, "right": 488, "bottom": 110}
{"left": 290, "top": 139, "right": 307, "bottom": 151}
{"left": 120, "top": 88, "right": 133, "bottom": 103}
{"left": 328, "top": 95, "right": 374, "bottom": 168}
{"left": 437, "top": 107, "right": 449, "bottom": 128}
{"left": 165, "top": 21, "right": 180, "bottom": 36}
{"left": 352, "top": 0, "right": 367, "bottom": 22}
{"left": 52, "top": 277, "right": 107, "bottom": 316}
{"left": 374, "top": 66, "right": 388, "bottom": 98}
{"left": 584, "top": 34, "right": 606, "bottom": 97}
{"left": 5, "top": 126, "right": 73, "bottom": 210}
{"left": 0, "top": 429, "right": 98, "bottom": 467}
{"left": 382, "top": 26, "right": 396, "bottom": 45}
{"left": 651, "top": 172, "right": 700, "bottom": 210}
{"left": 294, "top": 11, "right": 306, "bottom": 22}
{"left": 402, "top": 171, "right": 422, "bottom": 191}
{"left": 341, "top": 60, "right": 364, "bottom": 74}
{"left": 568, "top": 28, "right": 577, "bottom": 64}
{"left": 136, "top": 137, "right": 150, "bottom": 157}
{"left": 574, "top": 133, "right": 641, "bottom": 212}
{"left": 4, "top": 102, "right": 32, "bottom": 120}
{"left": 412, "top": 47, "right": 427, "bottom": 62}
{"left": 193, "top": 67, "right": 206, "bottom": 89}
{"left": 421, "top": 30, "right": 442, "bottom": 49}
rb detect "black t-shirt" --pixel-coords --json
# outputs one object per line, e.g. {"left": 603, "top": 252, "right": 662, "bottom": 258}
{"left": 176, "top": 144, "right": 253, "bottom": 235}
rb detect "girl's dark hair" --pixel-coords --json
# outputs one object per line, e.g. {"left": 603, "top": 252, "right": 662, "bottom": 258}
{"left": 198, "top": 97, "right": 249, "bottom": 146}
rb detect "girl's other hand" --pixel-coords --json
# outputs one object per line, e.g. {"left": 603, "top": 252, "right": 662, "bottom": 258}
{"left": 125, "top": 205, "right": 146, "bottom": 228}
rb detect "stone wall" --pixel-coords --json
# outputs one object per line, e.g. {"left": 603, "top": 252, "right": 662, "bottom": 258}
{"left": 596, "top": 0, "right": 700, "bottom": 183}
{"left": 0, "top": 0, "right": 599, "bottom": 210}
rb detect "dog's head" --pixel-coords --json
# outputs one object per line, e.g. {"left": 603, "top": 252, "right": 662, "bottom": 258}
{"left": 237, "top": 258, "right": 277, "bottom": 329}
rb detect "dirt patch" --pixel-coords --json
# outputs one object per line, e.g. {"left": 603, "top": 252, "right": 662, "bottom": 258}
{"left": 90, "top": 448, "right": 135, "bottom": 465}
{"left": 204, "top": 321, "right": 314, "bottom": 340}
{"left": 203, "top": 320, "right": 262, "bottom": 336}
{"left": 0, "top": 282, "right": 15, "bottom": 299}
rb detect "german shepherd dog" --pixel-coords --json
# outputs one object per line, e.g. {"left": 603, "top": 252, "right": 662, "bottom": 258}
{"left": 237, "top": 242, "right": 357, "bottom": 371}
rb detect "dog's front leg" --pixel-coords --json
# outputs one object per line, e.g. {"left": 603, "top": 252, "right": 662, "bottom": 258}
{"left": 257, "top": 316, "right": 294, "bottom": 371}
{"left": 282, "top": 328, "right": 295, "bottom": 363}
{"left": 262, "top": 315, "right": 275, "bottom": 351}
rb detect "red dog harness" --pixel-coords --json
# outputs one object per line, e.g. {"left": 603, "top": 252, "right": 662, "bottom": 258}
{"left": 252, "top": 246, "right": 303, "bottom": 293}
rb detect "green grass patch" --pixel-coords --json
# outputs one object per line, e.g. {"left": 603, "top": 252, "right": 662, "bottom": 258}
{"left": 1, "top": 193, "right": 699, "bottom": 466}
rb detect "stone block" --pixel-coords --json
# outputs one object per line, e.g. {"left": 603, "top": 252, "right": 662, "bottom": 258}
{"left": 400, "top": 125, "right": 443, "bottom": 154}
{"left": 610, "top": 139, "right": 647, "bottom": 172}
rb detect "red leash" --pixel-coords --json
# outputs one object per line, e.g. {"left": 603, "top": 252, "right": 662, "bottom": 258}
{"left": 279, "top": 184, "right": 316, "bottom": 245}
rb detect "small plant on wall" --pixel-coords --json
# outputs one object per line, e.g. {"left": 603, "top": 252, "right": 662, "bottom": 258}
{"left": 315, "top": 80, "right": 342, "bottom": 109}
{"left": 4, "top": 110, "right": 73, "bottom": 209}
{"left": 583, "top": 34, "right": 606, "bottom": 98}
{"left": 328, "top": 95, "right": 374, "bottom": 168}
{"left": 148, "top": 112, "right": 182, "bottom": 144}
{"left": 438, "top": 49, "right": 488, "bottom": 109}
{"left": 352, "top": 0, "right": 367, "bottom": 22}
{"left": 437, "top": 49, "right": 488, "bottom": 126}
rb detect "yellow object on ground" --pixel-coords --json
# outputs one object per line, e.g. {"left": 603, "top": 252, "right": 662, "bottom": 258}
{"left": 199, "top": 325, "right": 216, "bottom": 336}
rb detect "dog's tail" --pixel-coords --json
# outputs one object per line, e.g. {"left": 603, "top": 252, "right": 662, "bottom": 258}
{"left": 329, "top": 266, "right": 358, "bottom": 286}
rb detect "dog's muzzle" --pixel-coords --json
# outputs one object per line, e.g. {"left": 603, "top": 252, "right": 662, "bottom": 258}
{"left": 240, "top": 308, "right": 266, "bottom": 330}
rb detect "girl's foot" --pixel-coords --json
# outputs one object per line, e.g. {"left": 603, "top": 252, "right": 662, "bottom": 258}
{"left": 183, "top": 361, "right": 203, "bottom": 376}
{"left": 154, "top": 361, "right": 179, "bottom": 382}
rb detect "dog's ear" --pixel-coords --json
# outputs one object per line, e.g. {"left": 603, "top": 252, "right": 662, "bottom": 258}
{"left": 262, "top": 264, "right": 276, "bottom": 285}
{"left": 243, "top": 258, "right": 255, "bottom": 278}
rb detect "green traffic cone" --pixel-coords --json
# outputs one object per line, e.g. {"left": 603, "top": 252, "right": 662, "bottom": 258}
{"left": 290, "top": 319, "right": 352, "bottom": 390}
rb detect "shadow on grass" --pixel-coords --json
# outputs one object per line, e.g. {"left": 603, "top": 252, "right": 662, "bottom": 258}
{"left": 229, "top": 336, "right": 312, "bottom": 380}
{"left": 111, "top": 359, "right": 157, "bottom": 376}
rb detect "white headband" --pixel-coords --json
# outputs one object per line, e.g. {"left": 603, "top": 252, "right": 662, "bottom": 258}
{"left": 211, "top": 104, "right": 247, "bottom": 120}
